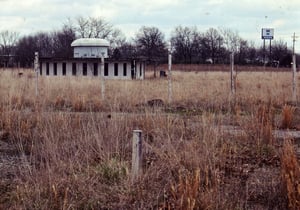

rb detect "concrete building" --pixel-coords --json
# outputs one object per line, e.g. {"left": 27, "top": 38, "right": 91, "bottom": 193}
{"left": 39, "top": 38, "right": 145, "bottom": 80}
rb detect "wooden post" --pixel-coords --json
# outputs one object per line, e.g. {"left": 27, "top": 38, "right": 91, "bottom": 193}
{"left": 292, "top": 54, "right": 297, "bottom": 102}
{"left": 230, "top": 52, "right": 235, "bottom": 95}
{"left": 34, "top": 52, "right": 39, "bottom": 96}
{"left": 292, "top": 33, "right": 298, "bottom": 103}
{"left": 132, "top": 130, "right": 142, "bottom": 182}
{"left": 168, "top": 42, "right": 172, "bottom": 104}
{"left": 100, "top": 55, "right": 105, "bottom": 101}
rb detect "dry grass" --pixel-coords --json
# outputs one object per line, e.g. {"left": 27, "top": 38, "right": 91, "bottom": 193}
{"left": 281, "top": 139, "right": 300, "bottom": 210}
{"left": 281, "top": 105, "right": 296, "bottom": 129}
{"left": 0, "top": 67, "right": 299, "bottom": 209}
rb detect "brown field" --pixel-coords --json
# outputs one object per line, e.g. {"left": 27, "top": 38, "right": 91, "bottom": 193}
{"left": 0, "top": 67, "right": 299, "bottom": 209}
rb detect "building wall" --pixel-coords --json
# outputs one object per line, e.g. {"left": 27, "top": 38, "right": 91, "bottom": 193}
{"left": 40, "top": 60, "right": 144, "bottom": 80}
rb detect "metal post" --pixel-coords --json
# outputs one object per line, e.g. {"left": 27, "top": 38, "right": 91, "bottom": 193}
{"left": 263, "top": 39, "right": 266, "bottom": 71}
{"left": 292, "top": 54, "right": 297, "bottom": 102}
{"left": 132, "top": 130, "right": 142, "bottom": 182}
{"left": 230, "top": 52, "right": 235, "bottom": 95}
{"left": 34, "top": 52, "right": 39, "bottom": 96}
{"left": 292, "top": 33, "right": 298, "bottom": 103}
{"left": 168, "top": 42, "right": 172, "bottom": 104}
{"left": 269, "top": 39, "right": 272, "bottom": 61}
{"left": 100, "top": 55, "right": 105, "bottom": 101}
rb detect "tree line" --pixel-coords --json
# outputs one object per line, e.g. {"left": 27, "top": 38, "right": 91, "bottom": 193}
{"left": 0, "top": 16, "right": 296, "bottom": 68}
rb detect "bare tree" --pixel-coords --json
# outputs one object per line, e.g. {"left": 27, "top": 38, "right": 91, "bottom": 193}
{"left": 15, "top": 35, "right": 37, "bottom": 67}
{"left": 0, "top": 30, "right": 19, "bottom": 67}
{"left": 111, "top": 42, "right": 138, "bottom": 60}
{"left": 64, "top": 16, "right": 125, "bottom": 55}
{"left": 135, "top": 26, "right": 166, "bottom": 77}
{"left": 75, "top": 16, "right": 113, "bottom": 39}
{"left": 219, "top": 27, "right": 240, "bottom": 53}
{"left": 171, "top": 26, "right": 196, "bottom": 64}
{"left": 15, "top": 32, "right": 55, "bottom": 67}
{"left": 0, "top": 30, "right": 19, "bottom": 54}
{"left": 205, "top": 28, "right": 223, "bottom": 64}
{"left": 271, "top": 40, "right": 292, "bottom": 67}
{"left": 109, "top": 28, "right": 126, "bottom": 48}
{"left": 52, "top": 26, "right": 76, "bottom": 58}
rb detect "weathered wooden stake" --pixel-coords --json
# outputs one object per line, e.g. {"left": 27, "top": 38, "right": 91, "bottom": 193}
{"left": 292, "top": 54, "right": 297, "bottom": 102}
{"left": 230, "top": 52, "right": 235, "bottom": 95}
{"left": 100, "top": 55, "right": 105, "bottom": 100}
{"left": 168, "top": 42, "right": 172, "bottom": 104}
{"left": 34, "top": 52, "right": 39, "bottom": 96}
{"left": 132, "top": 130, "right": 142, "bottom": 182}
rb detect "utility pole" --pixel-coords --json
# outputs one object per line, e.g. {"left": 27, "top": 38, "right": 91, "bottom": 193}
{"left": 292, "top": 32, "right": 298, "bottom": 55}
{"left": 292, "top": 33, "right": 298, "bottom": 102}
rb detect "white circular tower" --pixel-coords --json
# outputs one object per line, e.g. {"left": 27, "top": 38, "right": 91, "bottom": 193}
{"left": 71, "top": 38, "right": 110, "bottom": 58}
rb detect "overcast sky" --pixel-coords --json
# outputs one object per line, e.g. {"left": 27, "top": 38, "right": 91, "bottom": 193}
{"left": 0, "top": 0, "right": 299, "bottom": 51}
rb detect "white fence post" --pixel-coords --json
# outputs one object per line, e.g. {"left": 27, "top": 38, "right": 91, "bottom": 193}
{"left": 101, "top": 55, "right": 105, "bottom": 100}
{"left": 168, "top": 42, "right": 173, "bottom": 104}
{"left": 132, "top": 130, "right": 143, "bottom": 182}
{"left": 230, "top": 52, "right": 235, "bottom": 95}
{"left": 292, "top": 54, "right": 297, "bottom": 102}
{"left": 34, "top": 52, "right": 39, "bottom": 96}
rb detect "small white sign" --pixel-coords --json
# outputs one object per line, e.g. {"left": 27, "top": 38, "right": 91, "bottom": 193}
{"left": 262, "top": 28, "right": 274, "bottom": 40}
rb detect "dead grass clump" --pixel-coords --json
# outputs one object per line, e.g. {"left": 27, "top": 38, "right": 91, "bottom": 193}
{"left": 9, "top": 95, "right": 34, "bottom": 110}
{"left": 161, "top": 167, "right": 216, "bottom": 210}
{"left": 281, "top": 105, "right": 296, "bottom": 129}
{"left": 54, "top": 95, "right": 68, "bottom": 110}
{"left": 72, "top": 96, "right": 85, "bottom": 112}
{"left": 257, "top": 103, "right": 274, "bottom": 145}
{"left": 244, "top": 103, "right": 275, "bottom": 147}
{"left": 0, "top": 111, "right": 39, "bottom": 149}
{"left": 281, "top": 139, "right": 300, "bottom": 210}
{"left": 95, "top": 158, "right": 129, "bottom": 185}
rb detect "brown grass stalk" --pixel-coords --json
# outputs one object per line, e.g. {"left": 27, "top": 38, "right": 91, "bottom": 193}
{"left": 281, "top": 139, "right": 300, "bottom": 210}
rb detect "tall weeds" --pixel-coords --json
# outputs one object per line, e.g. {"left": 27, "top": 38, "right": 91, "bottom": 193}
{"left": 281, "top": 105, "right": 296, "bottom": 129}
{"left": 281, "top": 139, "right": 300, "bottom": 210}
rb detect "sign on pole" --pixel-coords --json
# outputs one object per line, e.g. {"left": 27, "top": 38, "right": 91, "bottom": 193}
{"left": 261, "top": 28, "right": 274, "bottom": 66}
{"left": 261, "top": 28, "right": 274, "bottom": 40}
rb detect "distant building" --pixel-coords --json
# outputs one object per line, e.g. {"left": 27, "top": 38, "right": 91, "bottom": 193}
{"left": 39, "top": 38, "right": 145, "bottom": 80}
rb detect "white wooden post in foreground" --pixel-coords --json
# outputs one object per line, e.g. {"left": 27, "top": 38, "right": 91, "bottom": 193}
{"left": 132, "top": 130, "right": 143, "bottom": 182}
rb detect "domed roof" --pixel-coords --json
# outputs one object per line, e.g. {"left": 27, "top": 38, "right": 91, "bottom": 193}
{"left": 71, "top": 38, "right": 110, "bottom": 47}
